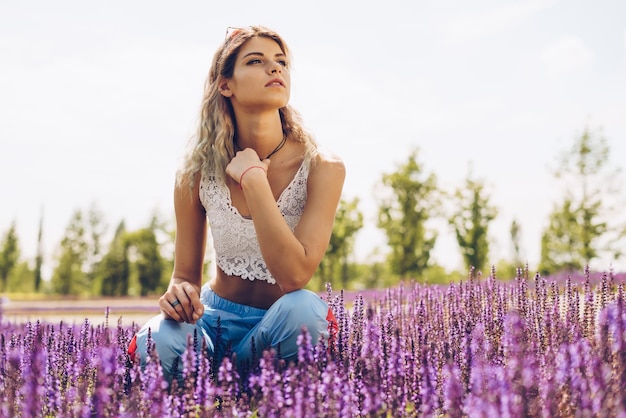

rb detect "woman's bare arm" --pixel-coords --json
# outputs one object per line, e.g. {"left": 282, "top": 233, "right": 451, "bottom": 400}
{"left": 158, "top": 173, "right": 207, "bottom": 323}
{"left": 238, "top": 152, "right": 346, "bottom": 293}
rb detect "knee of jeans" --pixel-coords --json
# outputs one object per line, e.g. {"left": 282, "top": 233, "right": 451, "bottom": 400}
{"left": 278, "top": 290, "right": 329, "bottom": 336}
{"left": 279, "top": 289, "right": 323, "bottom": 308}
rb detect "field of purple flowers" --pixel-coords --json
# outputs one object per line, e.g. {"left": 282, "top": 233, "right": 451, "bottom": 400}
{"left": 1, "top": 268, "right": 626, "bottom": 417}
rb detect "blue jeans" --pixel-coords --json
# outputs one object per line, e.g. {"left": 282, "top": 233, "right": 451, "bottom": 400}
{"left": 131, "top": 285, "right": 330, "bottom": 381}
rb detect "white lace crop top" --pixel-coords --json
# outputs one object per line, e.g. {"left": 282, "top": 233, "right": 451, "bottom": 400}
{"left": 199, "top": 158, "right": 310, "bottom": 284}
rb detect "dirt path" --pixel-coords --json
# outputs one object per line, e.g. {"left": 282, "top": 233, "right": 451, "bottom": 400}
{"left": 0, "top": 297, "right": 160, "bottom": 327}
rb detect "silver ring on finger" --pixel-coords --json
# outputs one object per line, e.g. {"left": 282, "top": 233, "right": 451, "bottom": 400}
{"left": 170, "top": 299, "right": 181, "bottom": 308}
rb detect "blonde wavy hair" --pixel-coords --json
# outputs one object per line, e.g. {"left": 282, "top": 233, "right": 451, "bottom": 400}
{"left": 177, "top": 25, "right": 318, "bottom": 187}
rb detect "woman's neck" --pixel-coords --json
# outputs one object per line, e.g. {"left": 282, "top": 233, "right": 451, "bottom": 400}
{"left": 235, "top": 113, "right": 284, "bottom": 157}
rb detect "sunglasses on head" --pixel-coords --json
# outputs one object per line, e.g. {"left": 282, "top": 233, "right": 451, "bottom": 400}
{"left": 225, "top": 26, "right": 247, "bottom": 41}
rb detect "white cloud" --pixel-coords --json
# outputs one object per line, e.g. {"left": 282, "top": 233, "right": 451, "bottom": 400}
{"left": 541, "top": 35, "right": 595, "bottom": 77}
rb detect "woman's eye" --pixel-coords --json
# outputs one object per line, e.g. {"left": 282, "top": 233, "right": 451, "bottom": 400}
{"left": 278, "top": 60, "right": 288, "bottom": 67}
{"left": 247, "top": 59, "right": 262, "bottom": 65}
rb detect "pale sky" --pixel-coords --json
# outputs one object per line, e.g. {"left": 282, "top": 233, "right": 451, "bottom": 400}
{"left": 1, "top": 0, "right": 625, "bottom": 278}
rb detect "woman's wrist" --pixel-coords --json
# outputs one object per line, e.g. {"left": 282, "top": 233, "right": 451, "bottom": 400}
{"left": 169, "top": 277, "right": 201, "bottom": 290}
{"left": 239, "top": 165, "right": 267, "bottom": 189}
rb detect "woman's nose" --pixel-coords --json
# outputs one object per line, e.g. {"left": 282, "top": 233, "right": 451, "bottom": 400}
{"left": 268, "top": 62, "right": 282, "bottom": 74}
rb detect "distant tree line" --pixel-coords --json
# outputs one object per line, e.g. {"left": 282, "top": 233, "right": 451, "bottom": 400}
{"left": 0, "top": 125, "right": 624, "bottom": 295}
{"left": 0, "top": 205, "right": 177, "bottom": 297}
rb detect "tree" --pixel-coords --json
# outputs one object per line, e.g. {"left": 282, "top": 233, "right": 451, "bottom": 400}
{"left": 0, "top": 221, "right": 20, "bottom": 292}
{"left": 539, "top": 126, "right": 624, "bottom": 275}
{"left": 539, "top": 199, "right": 586, "bottom": 274}
{"left": 96, "top": 221, "right": 130, "bottom": 296}
{"left": 34, "top": 210, "right": 44, "bottom": 292}
{"left": 50, "top": 205, "right": 108, "bottom": 296}
{"left": 317, "top": 197, "right": 364, "bottom": 290}
{"left": 7, "top": 261, "right": 35, "bottom": 293}
{"left": 127, "top": 216, "right": 165, "bottom": 296}
{"left": 51, "top": 210, "right": 89, "bottom": 295}
{"left": 448, "top": 172, "right": 498, "bottom": 274}
{"left": 377, "top": 149, "right": 439, "bottom": 280}
{"left": 85, "top": 202, "right": 107, "bottom": 291}
{"left": 510, "top": 219, "right": 523, "bottom": 268}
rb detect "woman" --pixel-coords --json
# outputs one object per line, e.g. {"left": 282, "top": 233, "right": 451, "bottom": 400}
{"left": 129, "top": 26, "right": 345, "bottom": 382}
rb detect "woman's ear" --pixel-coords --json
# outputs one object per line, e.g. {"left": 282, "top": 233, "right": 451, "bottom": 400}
{"left": 218, "top": 78, "right": 233, "bottom": 97}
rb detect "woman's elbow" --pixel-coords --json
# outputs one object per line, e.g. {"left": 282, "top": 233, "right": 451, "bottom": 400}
{"left": 276, "top": 267, "right": 315, "bottom": 293}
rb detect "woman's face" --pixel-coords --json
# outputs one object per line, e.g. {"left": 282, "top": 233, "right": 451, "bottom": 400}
{"left": 222, "top": 36, "right": 291, "bottom": 112}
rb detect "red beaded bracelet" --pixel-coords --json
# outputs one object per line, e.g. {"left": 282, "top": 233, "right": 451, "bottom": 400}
{"left": 239, "top": 165, "right": 266, "bottom": 189}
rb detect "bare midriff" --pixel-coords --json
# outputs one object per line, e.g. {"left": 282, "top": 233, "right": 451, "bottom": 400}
{"left": 208, "top": 268, "right": 285, "bottom": 310}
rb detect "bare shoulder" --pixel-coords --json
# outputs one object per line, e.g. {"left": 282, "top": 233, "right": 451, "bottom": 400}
{"left": 310, "top": 147, "right": 346, "bottom": 179}
{"left": 174, "top": 170, "right": 204, "bottom": 211}
{"left": 303, "top": 148, "right": 345, "bottom": 222}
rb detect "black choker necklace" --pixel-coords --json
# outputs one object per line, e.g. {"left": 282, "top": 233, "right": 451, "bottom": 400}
{"left": 265, "top": 135, "right": 287, "bottom": 159}
{"left": 235, "top": 135, "right": 287, "bottom": 160}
